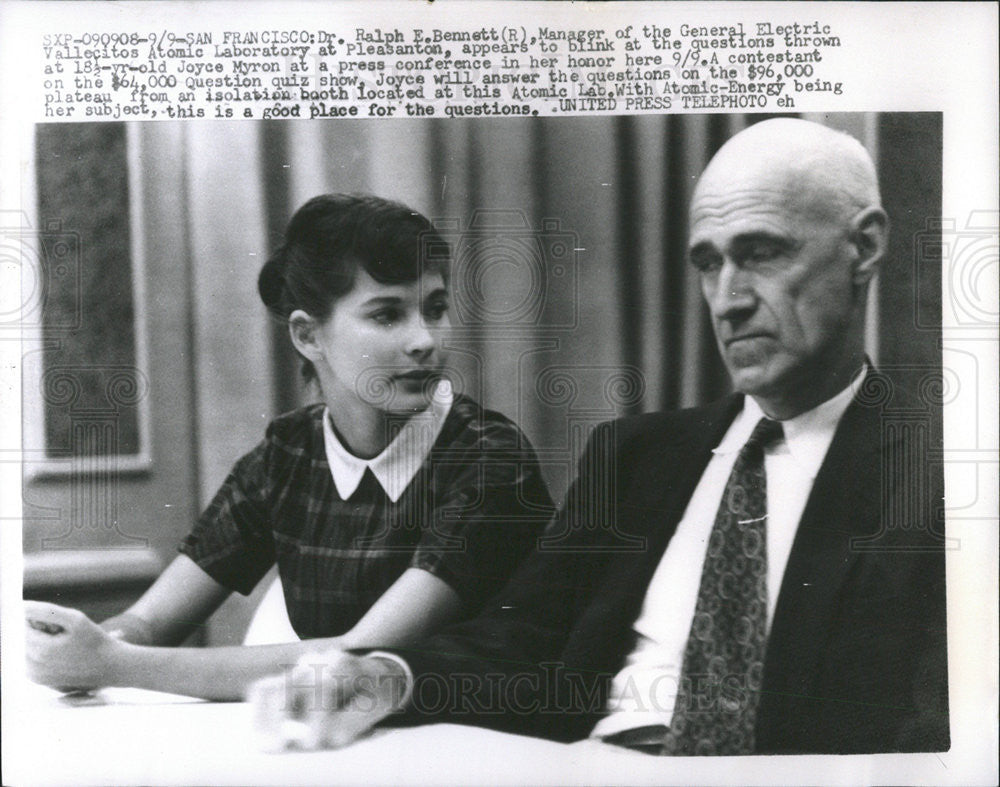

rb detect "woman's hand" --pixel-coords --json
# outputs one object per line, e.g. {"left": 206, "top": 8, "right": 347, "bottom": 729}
{"left": 25, "top": 601, "right": 125, "bottom": 692}
{"left": 248, "top": 650, "right": 408, "bottom": 751}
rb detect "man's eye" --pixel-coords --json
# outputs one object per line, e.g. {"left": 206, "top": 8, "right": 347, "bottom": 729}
{"left": 691, "top": 254, "right": 722, "bottom": 273}
{"left": 742, "top": 242, "right": 781, "bottom": 263}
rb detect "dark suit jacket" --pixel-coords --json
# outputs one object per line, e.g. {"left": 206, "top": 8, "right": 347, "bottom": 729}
{"left": 391, "top": 386, "right": 949, "bottom": 754}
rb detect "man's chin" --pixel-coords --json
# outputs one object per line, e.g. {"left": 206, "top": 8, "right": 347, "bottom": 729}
{"left": 727, "top": 364, "right": 782, "bottom": 400}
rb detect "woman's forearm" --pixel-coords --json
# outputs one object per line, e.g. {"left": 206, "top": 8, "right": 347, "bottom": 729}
{"left": 101, "top": 568, "right": 462, "bottom": 701}
{"left": 100, "top": 612, "right": 157, "bottom": 645}
{"left": 112, "top": 639, "right": 344, "bottom": 701}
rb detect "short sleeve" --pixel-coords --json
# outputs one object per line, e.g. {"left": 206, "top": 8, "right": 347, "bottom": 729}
{"left": 179, "top": 439, "right": 276, "bottom": 595}
{"left": 410, "top": 412, "right": 554, "bottom": 611}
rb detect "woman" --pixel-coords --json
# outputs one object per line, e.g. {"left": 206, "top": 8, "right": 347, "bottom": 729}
{"left": 25, "top": 194, "right": 553, "bottom": 700}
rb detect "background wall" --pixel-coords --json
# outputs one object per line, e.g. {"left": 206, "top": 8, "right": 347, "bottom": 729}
{"left": 22, "top": 112, "right": 942, "bottom": 641}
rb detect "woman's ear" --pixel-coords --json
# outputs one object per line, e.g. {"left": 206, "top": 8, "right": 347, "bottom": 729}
{"left": 850, "top": 206, "right": 889, "bottom": 286}
{"left": 288, "top": 310, "right": 324, "bottom": 363}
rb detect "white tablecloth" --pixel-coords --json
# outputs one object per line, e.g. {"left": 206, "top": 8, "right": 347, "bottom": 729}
{"left": 4, "top": 681, "right": 950, "bottom": 786}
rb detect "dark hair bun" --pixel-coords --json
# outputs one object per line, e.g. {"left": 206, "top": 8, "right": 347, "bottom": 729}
{"left": 257, "top": 252, "right": 288, "bottom": 314}
{"left": 257, "top": 194, "right": 450, "bottom": 381}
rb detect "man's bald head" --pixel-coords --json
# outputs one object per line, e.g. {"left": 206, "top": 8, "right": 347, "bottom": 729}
{"left": 687, "top": 118, "right": 888, "bottom": 419}
{"left": 693, "top": 118, "right": 882, "bottom": 230}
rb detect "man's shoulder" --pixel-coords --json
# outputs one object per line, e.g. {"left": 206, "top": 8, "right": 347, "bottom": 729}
{"left": 839, "top": 368, "right": 941, "bottom": 446}
{"left": 598, "top": 395, "right": 742, "bottom": 453}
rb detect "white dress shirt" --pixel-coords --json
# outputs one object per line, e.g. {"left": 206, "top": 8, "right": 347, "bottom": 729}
{"left": 322, "top": 379, "right": 454, "bottom": 502}
{"left": 592, "top": 374, "right": 863, "bottom": 738}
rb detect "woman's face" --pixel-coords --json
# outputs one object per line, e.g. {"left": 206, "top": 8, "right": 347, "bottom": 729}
{"left": 309, "top": 268, "right": 451, "bottom": 416}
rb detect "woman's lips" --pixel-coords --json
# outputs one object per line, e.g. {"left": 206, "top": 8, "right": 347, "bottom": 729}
{"left": 393, "top": 369, "right": 441, "bottom": 384}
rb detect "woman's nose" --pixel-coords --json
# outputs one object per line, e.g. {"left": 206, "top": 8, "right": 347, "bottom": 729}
{"left": 404, "top": 318, "right": 436, "bottom": 357}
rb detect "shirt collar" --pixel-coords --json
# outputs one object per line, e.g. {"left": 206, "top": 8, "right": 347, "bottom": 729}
{"left": 713, "top": 367, "right": 867, "bottom": 479}
{"left": 322, "top": 379, "right": 454, "bottom": 502}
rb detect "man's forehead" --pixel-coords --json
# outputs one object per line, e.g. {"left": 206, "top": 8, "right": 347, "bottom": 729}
{"left": 688, "top": 180, "right": 799, "bottom": 240}
{"left": 688, "top": 163, "right": 850, "bottom": 244}
{"left": 690, "top": 182, "right": 791, "bottom": 219}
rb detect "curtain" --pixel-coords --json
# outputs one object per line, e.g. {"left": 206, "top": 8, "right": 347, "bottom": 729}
{"left": 132, "top": 112, "right": 941, "bottom": 506}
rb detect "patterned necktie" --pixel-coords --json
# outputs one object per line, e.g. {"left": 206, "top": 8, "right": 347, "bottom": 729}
{"left": 662, "top": 417, "right": 784, "bottom": 756}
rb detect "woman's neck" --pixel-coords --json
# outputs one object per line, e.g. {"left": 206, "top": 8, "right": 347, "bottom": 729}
{"left": 326, "top": 401, "right": 392, "bottom": 459}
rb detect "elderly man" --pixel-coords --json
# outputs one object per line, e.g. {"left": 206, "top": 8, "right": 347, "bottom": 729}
{"left": 253, "top": 118, "right": 949, "bottom": 755}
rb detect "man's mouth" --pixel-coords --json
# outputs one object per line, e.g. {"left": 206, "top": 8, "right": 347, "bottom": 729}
{"left": 724, "top": 333, "right": 771, "bottom": 346}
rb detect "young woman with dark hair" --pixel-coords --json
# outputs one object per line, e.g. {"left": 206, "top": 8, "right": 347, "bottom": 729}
{"left": 26, "top": 194, "right": 553, "bottom": 700}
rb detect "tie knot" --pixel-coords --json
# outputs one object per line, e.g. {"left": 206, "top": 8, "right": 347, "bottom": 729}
{"left": 746, "top": 417, "right": 783, "bottom": 450}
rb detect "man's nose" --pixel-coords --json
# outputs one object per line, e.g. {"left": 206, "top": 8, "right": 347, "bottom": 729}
{"left": 709, "top": 260, "right": 757, "bottom": 319}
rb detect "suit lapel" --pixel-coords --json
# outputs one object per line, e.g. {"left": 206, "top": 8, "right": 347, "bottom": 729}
{"left": 602, "top": 396, "right": 744, "bottom": 622}
{"left": 758, "top": 395, "right": 883, "bottom": 731}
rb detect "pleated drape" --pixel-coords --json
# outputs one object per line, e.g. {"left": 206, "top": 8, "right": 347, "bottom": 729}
{"left": 139, "top": 112, "right": 930, "bottom": 504}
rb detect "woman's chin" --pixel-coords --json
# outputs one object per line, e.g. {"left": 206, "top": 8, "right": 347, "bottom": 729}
{"left": 377, "top": 388, "right": 435, "bottom": 415}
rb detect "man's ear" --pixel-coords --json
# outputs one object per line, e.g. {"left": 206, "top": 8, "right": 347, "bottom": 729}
{"left": 849, "top": 206, "right": 889, "bottom": 286}
{"left": 288, "top": 309, "right": 324, "bottom": 363}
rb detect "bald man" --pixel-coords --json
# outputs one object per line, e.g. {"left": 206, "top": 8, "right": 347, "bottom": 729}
{"left": 252, "top": 119, "right": 949, "bottom": 755}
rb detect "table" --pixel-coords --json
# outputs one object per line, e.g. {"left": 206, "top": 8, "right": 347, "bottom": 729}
{"left": 3, "top": 681, "right": 949, "bottom": 786}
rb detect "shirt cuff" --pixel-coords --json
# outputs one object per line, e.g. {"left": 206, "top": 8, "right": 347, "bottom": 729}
{"left": 366, "top": 651, "right": 414, "bottom": 711}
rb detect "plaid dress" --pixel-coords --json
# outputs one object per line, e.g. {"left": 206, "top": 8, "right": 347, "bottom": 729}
{"left": 180, "top": 395, "right": 554, "bottom": 639}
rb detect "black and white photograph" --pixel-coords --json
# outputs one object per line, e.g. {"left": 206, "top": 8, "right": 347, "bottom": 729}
{"left": 1, "top": 3, "right": 997, "bottom": 785}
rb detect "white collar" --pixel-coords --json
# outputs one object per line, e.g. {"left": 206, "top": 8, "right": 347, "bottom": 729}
{"left": 322, "top": 380, "right": 454, "bottom": 502}
{"left": 714, "top": 368, "right": 866, "bottom": 480}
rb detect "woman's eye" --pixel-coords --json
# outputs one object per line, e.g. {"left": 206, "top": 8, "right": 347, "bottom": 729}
{"left": 371, "top": 309, "right": 401, "bottom": 325}
{"left": 424, "top": 301, "right": 449, "bottom": 321}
